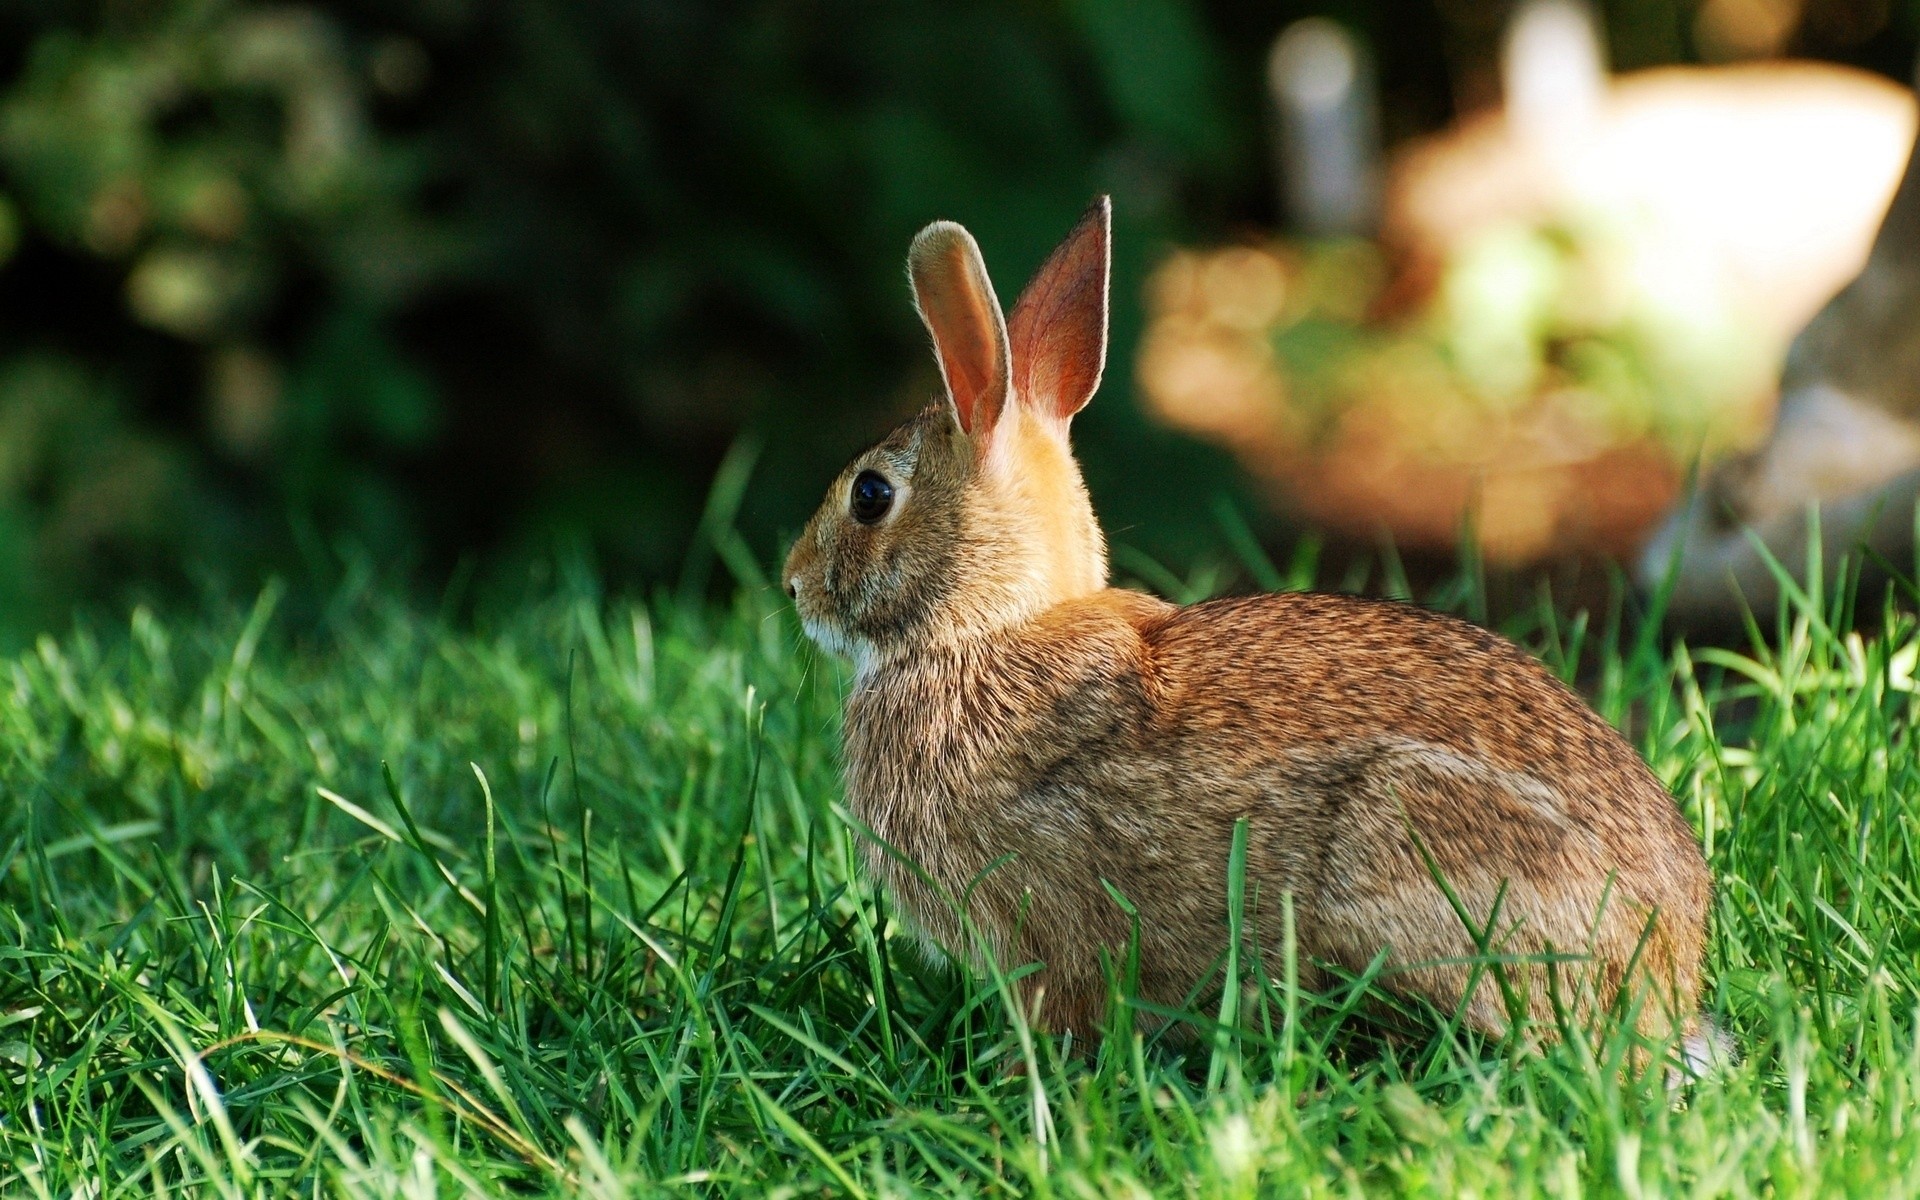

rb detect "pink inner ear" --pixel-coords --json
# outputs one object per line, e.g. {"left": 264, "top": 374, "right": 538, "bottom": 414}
{"left": 909, "top": 225, "right": 1009, "bottom": 439}
{"left": 1009, "top": 198, "right": 1110, "bottom": 422}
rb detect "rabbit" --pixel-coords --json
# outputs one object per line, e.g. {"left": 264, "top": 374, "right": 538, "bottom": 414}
{"left": 783, "top": 196, "right": 1714, "bottom": 1056}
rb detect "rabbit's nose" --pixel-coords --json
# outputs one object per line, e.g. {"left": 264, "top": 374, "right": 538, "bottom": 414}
{"left": 786, "top": 578, "right": 800, "bottom": 600}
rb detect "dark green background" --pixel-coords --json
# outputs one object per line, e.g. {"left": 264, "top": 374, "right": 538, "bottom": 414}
{"left": 1, "top": 0, "right": 1914, "bottom": 640}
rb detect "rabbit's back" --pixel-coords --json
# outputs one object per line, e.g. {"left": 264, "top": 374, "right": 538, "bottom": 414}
{"left": 1145, "top": 591, "right": 1683, "bottom": 831}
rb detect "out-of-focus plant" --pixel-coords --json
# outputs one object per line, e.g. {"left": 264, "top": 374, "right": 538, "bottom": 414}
{"left": 0, "top": 355, "right": 187, "bottom": 620}
{"left": 0, "top": 1, "right": 457, "bottom": 633}
{"left": 0, "top": 0, "right": 1268, "bottom": 638}
{"left": 3, "top": 4, "right": 451, "bottom": 369}
{"left": 1139, "top": 215, "right": 1776, "bottom": 563}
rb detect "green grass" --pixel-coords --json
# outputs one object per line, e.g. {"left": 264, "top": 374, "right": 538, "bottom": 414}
{"left": 4, "top": 552, "right": 1920, "bottom": 1197}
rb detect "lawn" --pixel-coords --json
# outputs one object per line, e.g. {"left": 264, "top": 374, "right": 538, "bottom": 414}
{"left": 4, "top": 549, "right": 1920, "bottom": 1197}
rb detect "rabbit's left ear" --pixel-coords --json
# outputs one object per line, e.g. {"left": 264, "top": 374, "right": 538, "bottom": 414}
{"left": 909, "top": 221, "right": 1012, "bottom": 446}
{"left": 1008, "top": 196, "right": 1110, "bottom": 423}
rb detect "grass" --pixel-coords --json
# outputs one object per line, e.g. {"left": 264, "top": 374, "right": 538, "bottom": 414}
{"left": 3, "top": 545, "right": 1920, "bottom": 1197}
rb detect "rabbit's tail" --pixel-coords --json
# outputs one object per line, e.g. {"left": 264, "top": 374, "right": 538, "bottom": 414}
{"left": 1675, "top": 1013, "right": 1736, "bottom": 1084}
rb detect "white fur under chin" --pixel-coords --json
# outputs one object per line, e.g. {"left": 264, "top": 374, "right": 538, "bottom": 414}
{"left": 801, "top": 617, "right": 875, "bottom": 678}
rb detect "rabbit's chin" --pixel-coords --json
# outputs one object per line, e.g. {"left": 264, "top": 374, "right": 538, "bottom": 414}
{"left": 800, "top": 616, "right": 875, "bottom": 676}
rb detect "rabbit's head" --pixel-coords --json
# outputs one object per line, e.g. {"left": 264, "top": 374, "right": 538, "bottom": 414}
{"left": 785, "top": 198, "right": 1112, "bottom": 671}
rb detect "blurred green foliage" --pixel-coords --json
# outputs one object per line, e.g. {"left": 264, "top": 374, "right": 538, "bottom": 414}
{"left": 0, "top": 0, "right": 1913, "bottom": 642}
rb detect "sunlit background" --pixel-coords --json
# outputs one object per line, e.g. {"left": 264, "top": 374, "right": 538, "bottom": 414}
{"left": 2, "top": 0, "right": 1917, "bottom": 641}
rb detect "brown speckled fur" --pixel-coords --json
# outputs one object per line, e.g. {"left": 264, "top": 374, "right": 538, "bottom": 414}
{"left": 785, "top": 200, "right": 1711, "bottom": 1045}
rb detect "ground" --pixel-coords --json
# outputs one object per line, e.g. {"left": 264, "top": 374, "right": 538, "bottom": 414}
{"left": 3, "top": 554, "right": 1919, "bottom": 1197}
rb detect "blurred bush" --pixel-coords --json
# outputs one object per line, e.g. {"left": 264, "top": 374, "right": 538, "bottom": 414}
{"left": 0, "top": 0, "right": 1300, "bottom": 641}
{"left": 0, "top": 0, "right": 459, "bottom": 636}
{"left": 0, "top": 0, "right": 1912, "bottom": 639}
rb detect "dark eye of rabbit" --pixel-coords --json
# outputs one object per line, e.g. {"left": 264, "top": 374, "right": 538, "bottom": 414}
{"left": 849, "top": 470, "right": 894, "bottom": 524}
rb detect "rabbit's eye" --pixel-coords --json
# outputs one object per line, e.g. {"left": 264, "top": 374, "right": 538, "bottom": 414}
{"left": 849, "top": 470, "right": 895, "bottom": 524}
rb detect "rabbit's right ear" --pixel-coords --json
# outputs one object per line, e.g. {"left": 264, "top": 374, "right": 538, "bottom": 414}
{"left": 1007, "top": 196, "right": 1109, "bottom": 424}
{"left": 909, "top": 221, "right": 1011, "bottom": 445}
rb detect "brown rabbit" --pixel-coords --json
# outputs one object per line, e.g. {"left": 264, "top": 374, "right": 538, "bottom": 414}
{"left": 784, "top": 198, "right": 1714, "bottom": 1055}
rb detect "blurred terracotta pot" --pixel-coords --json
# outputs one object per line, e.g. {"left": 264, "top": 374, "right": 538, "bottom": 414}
{"left": 1141, "top": 60, "right": 1916, "bottom": 568}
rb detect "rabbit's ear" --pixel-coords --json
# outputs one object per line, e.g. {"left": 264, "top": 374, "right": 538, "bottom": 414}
{"left": 909, "top": 221, "right": 1011, "bottom": 443}
{"left": 1008, "top": 196, "right": 1109, "bottom": 422}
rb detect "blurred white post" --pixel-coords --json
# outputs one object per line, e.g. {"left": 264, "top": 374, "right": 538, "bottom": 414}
{"left": 1268, "top": 19, "right": 1380, "bottom": 237}
{"left": 1502, "top": 0, "right": 1608, "bottom": 151}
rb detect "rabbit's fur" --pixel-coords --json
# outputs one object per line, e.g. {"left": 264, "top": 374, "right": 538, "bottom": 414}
{"left": 785, "top": 199, "right": 1712, "bottom": 1046}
